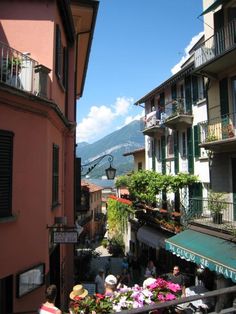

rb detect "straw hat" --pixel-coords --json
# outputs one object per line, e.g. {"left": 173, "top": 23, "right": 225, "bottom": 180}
{"left": 69, "top": 284, "right": 88, "bottom": 300}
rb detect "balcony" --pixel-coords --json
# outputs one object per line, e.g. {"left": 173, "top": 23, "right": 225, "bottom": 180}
{"left": 182, "top": 197, "right": 236, "bottom": 234}
{"left": 194, "top": 19, "right": 236, "bottom": 75}
{"left": 199, "top": 112, "right": 236, "bottom": 152}
{"left": 0, "top": 41, "right": 50, "bottom": 98}
{"left": 140, "top": 111, "right": 165, "bottom": 136}
{"left": 163, "top": 99, "right": 193, "bottom": 129}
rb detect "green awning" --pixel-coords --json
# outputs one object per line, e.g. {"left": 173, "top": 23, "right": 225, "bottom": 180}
{"left": 165, "top": 230, "right": 236, "bottom": 282}
{"left": 199, "top": 0, "right": 226, "bottom": 16}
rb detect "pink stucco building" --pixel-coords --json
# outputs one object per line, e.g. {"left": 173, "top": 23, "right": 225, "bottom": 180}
{"left": 0, "top": 0, "right": 98, "bottom": 312}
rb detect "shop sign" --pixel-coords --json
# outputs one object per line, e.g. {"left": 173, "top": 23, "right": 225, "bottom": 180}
{"left": 53, "top": 231, "right": 78, "bottom": 244}
{"left": 166, "top": 243, "right": 236, "bottom": 282}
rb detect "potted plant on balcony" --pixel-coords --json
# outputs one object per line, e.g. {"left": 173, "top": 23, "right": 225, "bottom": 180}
{"left": 208, "top": 190, "right": 227, "bottom": 224}
{"left": 8, "top": 55, "right": 22, "bottom": 75}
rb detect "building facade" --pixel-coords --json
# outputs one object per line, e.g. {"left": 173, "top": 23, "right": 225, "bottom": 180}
{"left": 0, "top": 1, "right": 98, "bottom": 312}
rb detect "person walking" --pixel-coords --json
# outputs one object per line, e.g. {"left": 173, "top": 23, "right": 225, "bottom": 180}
{"left": 144, "top": 260, "right": 157, "bottom": 278}
{"left": 38, "top": 284, "right": 61, "bottom": 314}
{"left": 95, "top": 269, "right": 105, "bottom": 294}
{"left": 104, "top": 274, "right": 117, "bottom": 295}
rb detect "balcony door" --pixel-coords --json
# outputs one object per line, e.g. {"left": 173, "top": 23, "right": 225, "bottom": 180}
{"left": 232, "top": 77, "right": 236, "bottom": 127}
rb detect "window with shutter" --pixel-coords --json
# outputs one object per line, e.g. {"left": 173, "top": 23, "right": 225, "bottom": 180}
{"left": 187, "top": 127, "right": 194, "bottom": 174}
{"left": 171, "top": 84, "right": 177, "bottom": 112}
{"left": 185, "top": 76, "right": 192, "bottom": 114}
{"left": 161, "top": 136, "right": 166, "bottom": 174}
{"left": 219, "top": 78, "right": 230, "bottom": 139}
{"left": 174, "top": 131, "right": 179, "bottom": 174}
{"left": 0, "top": 130, "right": 13, "bottom": 218}
{"left": 152, "top": 138, "right": 156, "bottom": 171}
{"left": 55, "top": 25, "right": 62, "bottom": 79}
{"left": 194, "top": 125, "right": 200, "bottom": 158}
{"left": 52, "top": 144, "right": 59, "bottom": 208}
{"left": 55, "top": 25, "right": 67, "bottom": 89}
{"left": 192, "top": 76, "right": 198, "bottom": 104}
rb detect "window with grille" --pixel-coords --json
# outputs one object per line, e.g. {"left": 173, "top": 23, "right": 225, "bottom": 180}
{"left": 0, "top": 130, "right": 13, "bottom": 218}
{"left": 52, "top": 144, "right": 59, "bottom": 208}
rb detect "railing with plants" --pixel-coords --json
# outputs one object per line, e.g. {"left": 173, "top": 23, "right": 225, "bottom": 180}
{"left": 194, "top": 19, "right": 236, "bottom": 68}
{"left": 164, "top": 98, "right": 190, "bottom": 120}
{"left": 199, "top": 112, "right": 236, "bottom": 144}
{"left": 68, "top": 284, "right": 236, "bottom": 314}
{"left": 0, "top": 40, "right": 49, "bottom": 98}
{"left": 182, "top": 193, "right": 236, "bottom": 231}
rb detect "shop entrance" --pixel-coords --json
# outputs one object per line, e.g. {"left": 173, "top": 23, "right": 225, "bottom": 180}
{"left": 0, "top": 275, "right": 13, "bottom": 313}
{"left": 49, "top": 245, "right": 61, "bottom": 307}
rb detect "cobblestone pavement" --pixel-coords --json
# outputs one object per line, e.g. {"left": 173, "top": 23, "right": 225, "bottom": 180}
{"left": 90, "top": 244, "right": 123, "bottom": 277}
{"left": 90, "top": 243, "right": 145, "bottom": 286}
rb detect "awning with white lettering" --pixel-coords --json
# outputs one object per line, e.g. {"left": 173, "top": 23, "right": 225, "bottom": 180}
{"left": 165, "top": 230, "right": 236, "bottom": 283}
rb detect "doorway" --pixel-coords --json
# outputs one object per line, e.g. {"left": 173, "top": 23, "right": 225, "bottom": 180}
{"left": 49, "top": 245, "right": 61, "bottom": 307}
{"left": 0, "top": 275, "right": 13, "bottom": 314}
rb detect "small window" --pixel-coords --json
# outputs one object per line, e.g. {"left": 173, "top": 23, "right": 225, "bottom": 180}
{"left": 52, "top": 144, "right": 59, "bottom": 208}
{"left": 0, "top": 130, "right": 14, "bottom": 218}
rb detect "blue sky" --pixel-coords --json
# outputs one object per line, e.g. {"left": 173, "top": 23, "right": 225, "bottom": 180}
{"left": 76, "top": 0, "right": 204, "bottom": 144}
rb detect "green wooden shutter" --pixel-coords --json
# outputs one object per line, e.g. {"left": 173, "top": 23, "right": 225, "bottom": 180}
{"left": 194, "top": 125, "right": 200, "bottom": 158}
{"left": 189, "top": 183, "right": 203, "bottom": 215}
{"left": 0, "top": 130, "right": 13, "bottom": 218}
{"left": 219, "top": 78, "right": 229, "bottom": 116}
{"left": 152, "top": 138, "right": 156, "bottom": 171}
{"left": 192, "top": 76, "right": 198, "bottom": 104}
{"left": 185, "top": 76, "right": 192, "bottom": 114}
{"left": 174, "top": 131, "right": 179, "bottom": 174}
{"left": 187, "top": 127, "right": 194, "bottom": 174}
{"left": 161, "top": 136, "right": 166, "bottom": 174}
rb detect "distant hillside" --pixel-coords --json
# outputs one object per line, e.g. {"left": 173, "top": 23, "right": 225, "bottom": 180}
{"left": 76, "top": 120, "right": 144, "bottom": 178}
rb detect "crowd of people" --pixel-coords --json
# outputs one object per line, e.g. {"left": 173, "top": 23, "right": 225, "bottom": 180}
{"left": 38, "top": 259, "right": 190, "bottom": 314}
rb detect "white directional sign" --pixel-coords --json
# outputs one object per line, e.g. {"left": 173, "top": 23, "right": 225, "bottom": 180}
{"left": 53, "top": 231, "right": 78, "bottom": 244}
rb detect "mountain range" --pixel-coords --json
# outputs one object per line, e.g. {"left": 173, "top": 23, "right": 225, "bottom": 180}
{"left": 76, "top": 120, "right": 144, "bottom": 178}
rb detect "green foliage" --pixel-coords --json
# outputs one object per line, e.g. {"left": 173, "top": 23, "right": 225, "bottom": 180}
{"left": 107, "top": 198, "right": 133, "bottom": 234}
{"left": 115, "top": 175, "right": 131, "bottom": 188}
{"left": 126, "top": 171, "right": 199, "bottom": 205}
{"left": 169, "top": 172, "right": 199, "bottom": 192}
{"left": 208, "top": 190, "right": 227, "bottom": 213}
{"left": 108, "top": 235, "right": 125, "bottom": 256}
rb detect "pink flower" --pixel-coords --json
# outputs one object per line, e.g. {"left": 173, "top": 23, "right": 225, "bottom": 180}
{"left": 166, "top": 282, "right": 181, "bottom": 292}
{"left": 165, "top": 293, "right": 177, "bottom": 301}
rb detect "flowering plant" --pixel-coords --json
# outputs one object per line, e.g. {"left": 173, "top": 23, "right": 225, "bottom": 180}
{"left": 69, "top": 278, "right": 181, "bottom": 313}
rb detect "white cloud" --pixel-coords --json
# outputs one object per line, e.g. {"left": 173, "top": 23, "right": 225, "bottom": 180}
{"left": 116, "top": 109, "right": 145, "bottom": 130}
{"left": 113, "top": 97, "right": 133, "bottom": 116}
{"left": 171, "top": 31, "right": 204, "bottom": 74}
{"left": 76, "top": 97, "right": 135, "bottom": 143}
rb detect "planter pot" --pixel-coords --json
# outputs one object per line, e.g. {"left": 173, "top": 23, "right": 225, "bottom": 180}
{"left": 213, "top": 212, "right": 223, "bottom": 224}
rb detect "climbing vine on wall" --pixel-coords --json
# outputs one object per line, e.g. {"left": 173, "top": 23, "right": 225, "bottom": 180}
{"left": 107, "top": 198, "right": 134, "bottom": 236}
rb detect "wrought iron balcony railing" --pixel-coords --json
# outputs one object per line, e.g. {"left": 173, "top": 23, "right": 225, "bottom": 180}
{"left": 181, "top": 197, "right": 236, "bottom": 233}
{"left": 0, "top": 41, "right": 50, "bottom": 98}
{"left": 164, "top": 98, "right": 191, "bottom": 119}
{"left": 199, "top": 112, "right": 236, "bottom": 144}
{"left": 194, "top": 19, "right": 236, "bottom": 68}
